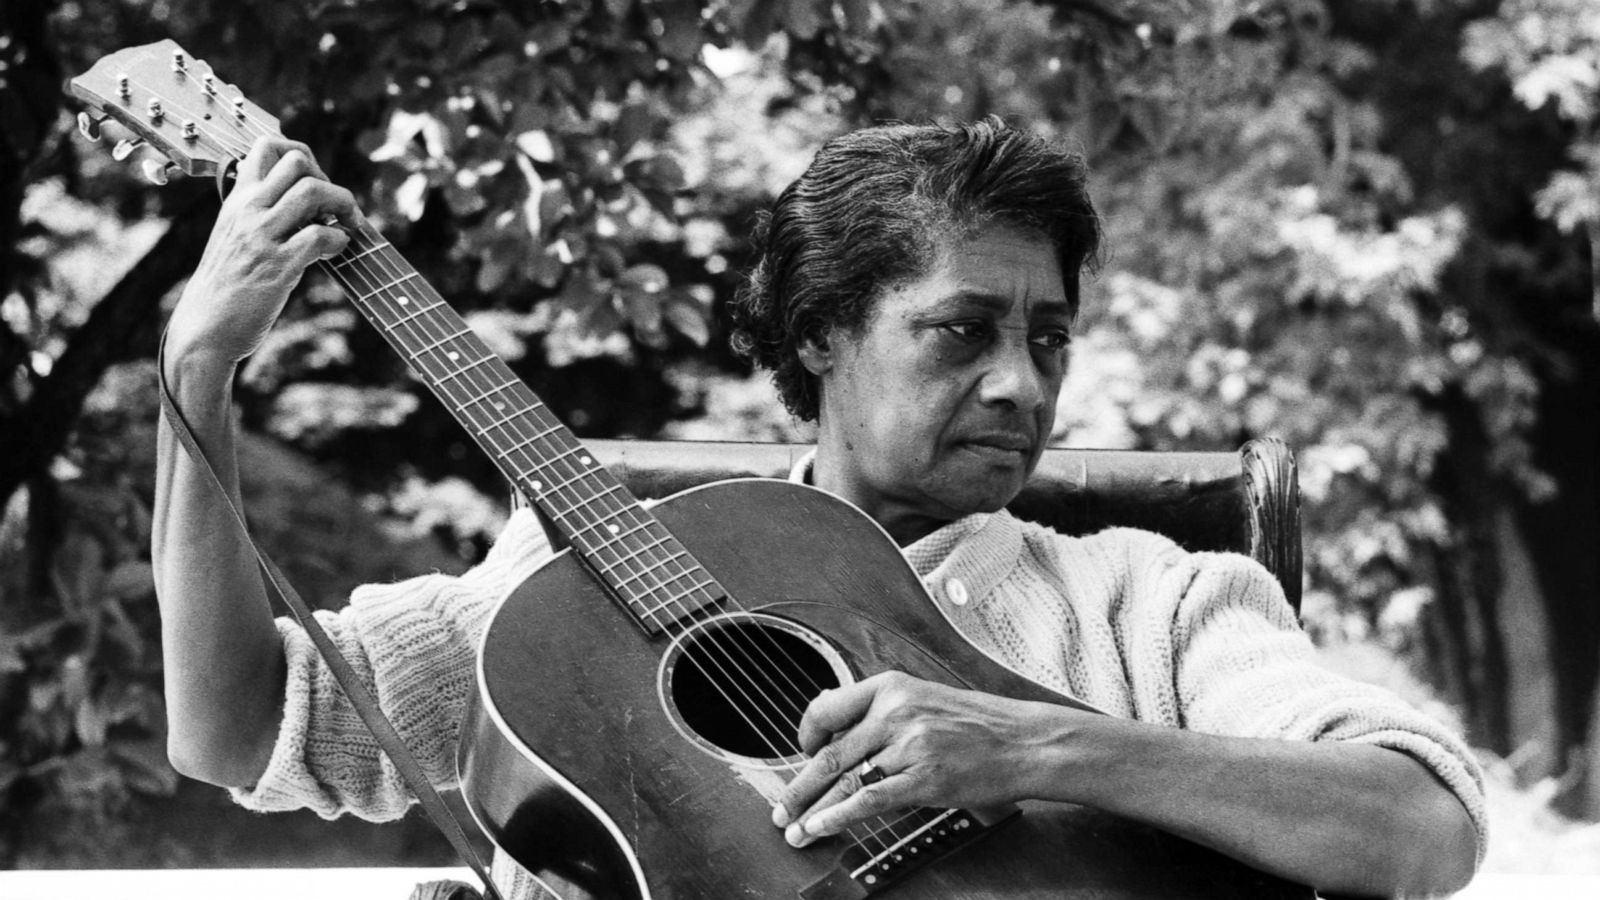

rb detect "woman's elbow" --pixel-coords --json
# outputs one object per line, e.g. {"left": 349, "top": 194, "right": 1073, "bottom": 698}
{"left": 1386, "top": 785, "right": 1481, "bottom": 896}
{"left": 166, "top": 722, "right": 274, "bottom": 789}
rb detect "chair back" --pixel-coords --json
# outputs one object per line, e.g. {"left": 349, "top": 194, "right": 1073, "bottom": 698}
{"left": 584, "top": 437, "right": 1303, "bottom": 613}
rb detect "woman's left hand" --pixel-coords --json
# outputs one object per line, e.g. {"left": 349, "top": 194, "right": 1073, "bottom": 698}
{"left": 772, "top": 670, "right": 1080, "bottom": 846}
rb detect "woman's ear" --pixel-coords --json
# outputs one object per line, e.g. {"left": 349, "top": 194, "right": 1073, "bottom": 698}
{"left": 797, "top": 330, "right": 833, "bottom": 377}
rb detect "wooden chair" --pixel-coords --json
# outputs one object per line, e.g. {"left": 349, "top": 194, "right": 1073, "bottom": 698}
{"left": 584, "top": 437, "right": 1304, "bottom": 613}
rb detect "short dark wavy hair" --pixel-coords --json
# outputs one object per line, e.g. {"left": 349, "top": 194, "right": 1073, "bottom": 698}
{"left": 728, "top": 116, "right": 1102, "bottom": 422}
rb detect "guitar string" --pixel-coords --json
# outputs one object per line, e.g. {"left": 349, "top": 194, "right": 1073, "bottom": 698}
{"left": 167, "top": 73, "right": 827, "bottom": 723}
{"left": 130, "top": 65, "right": 825, "bottom": 784}
{"left": 323, "top": 227, "right": 912, "bottom": 859}
{"left": 319, "top": 233, "right": 906, "bottom": 853}
{"left": 160, "top": 76, "right": 909, "bottom": 862}
{"left": 325, "top": 227, "right": 839, "bottom": 777}
{"left": 123, "top": 79, "right": 819, "bottom": 767}
{"left": 328, "top": 236, "right": 840, "bottom": 758}
{"left": 163, "top": 75, "right": 916, "bottom": 858}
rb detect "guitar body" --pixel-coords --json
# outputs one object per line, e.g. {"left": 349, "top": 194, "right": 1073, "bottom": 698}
{"left": 68, "top": 43, "right": 1314, "bottom": 900}
{"left": 460, "top": 479, "right": 1312, "bottom": 900}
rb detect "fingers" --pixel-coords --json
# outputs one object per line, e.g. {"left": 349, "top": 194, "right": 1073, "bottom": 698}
{"left": 236, "top": 136, "right": 327, "bottom": 190}
{"left": 262, "top": 178, "right": 359, "bottom": 239}
{"left": 283, "top": 222, "right": 352, "bottom": 267}
{"left": 776, "top": 730, "right": 877, "bottom": 827}
{"left": 794, "top": 771, "right": 913, "bottom": 842}
{"left": 798, "top": 679, "right": 881, "bottom": 752}
{"left": 776, "top": 674, "right": 905, "bottom": 829}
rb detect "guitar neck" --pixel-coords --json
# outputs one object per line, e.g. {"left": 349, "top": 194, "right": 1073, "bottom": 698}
{"left": 319, "top": 220, "right": 724, "bottom": 634}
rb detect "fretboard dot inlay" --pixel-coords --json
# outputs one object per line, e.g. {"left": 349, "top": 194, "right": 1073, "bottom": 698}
{"left": 494, "top": 401, "right": 506, "bottom": 411}
{"left": 530, "top": 480, "right": 542, "bottom": 491}
{"left": 396, "top": 296, "right": 410, "bottom": 305}
{"left": 607, "top": 523, "right": 620, "bottom": 534}
{"left": 580, "top": 455, "right": 593, "bottom": 465}
{"left": 447, "top": 351, "right": 460, "bottom": 361}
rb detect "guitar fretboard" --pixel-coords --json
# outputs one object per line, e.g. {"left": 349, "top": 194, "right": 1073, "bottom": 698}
{"left": 319, "top": 221, "right": 725, "bottom": 634}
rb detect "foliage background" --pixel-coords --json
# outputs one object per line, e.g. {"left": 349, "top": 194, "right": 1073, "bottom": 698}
{"left": 2, "top": 0, "right": 1598, "bottom": 875}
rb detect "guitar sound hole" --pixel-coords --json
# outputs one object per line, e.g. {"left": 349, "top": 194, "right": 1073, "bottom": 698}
{"left": 667, "top": 617, "right": 844, "bottom": 763}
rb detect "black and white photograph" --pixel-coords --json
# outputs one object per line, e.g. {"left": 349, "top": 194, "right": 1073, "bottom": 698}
{"left": 1, "top": 1, "right": 1597, "bottom": 897}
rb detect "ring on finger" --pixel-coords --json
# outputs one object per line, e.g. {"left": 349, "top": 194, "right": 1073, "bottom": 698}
{"left": 858, "top": 761, "right": 887, "bottom": 787}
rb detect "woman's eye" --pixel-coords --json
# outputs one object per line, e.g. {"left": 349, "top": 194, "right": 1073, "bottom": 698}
{"left": 940, "top": 321, "right": 991, "bottom": 341}
{"left": 1031, "top": 330, "right": 1071, "bottom": 351}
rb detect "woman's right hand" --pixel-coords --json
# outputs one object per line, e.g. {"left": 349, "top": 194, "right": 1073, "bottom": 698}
{"left": 164, "top": 135, "right": 359, "bottom": 365}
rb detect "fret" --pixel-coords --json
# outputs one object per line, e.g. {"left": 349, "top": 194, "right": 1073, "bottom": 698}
{"left": 595, "top": 530, "right": 675, "bottom": 570}
{"left": 584, "top": 520, "right": 671, "bottom": 564}
{"left": 316, "top": 218, "right": 728, "bottom": 636}
{"left": 542, "top": 480, "right": 631, "bottom": 520}
{"left": 575, "top": 516, "right": 652, "bottom": 544}
{"left": 332, "top": 241, "right": 392, "bottom": 267}
{"left": 635, "top": 581, "right": 722, "bottom": 619}
{"left": 535, "top": 460, "right": 614, "bottom": 499}
{"left": 609, "top": 555, "right": 705, "bottom": 593}
{"left": 381, "top": 300, "right": 446, "bottom": 329}
{"left": 476, "top": 404, "right": 528, "bottom": 432}
{"left": 493, "top": 422, "right": 565, "bottom": 460}
{"left": 462, "top": 380, "right": 520, "bottom": 407}
{"left": 435, "top": 355, "right": 494, "bottom": 382}
{"left": 413, "top": 326, "right": 473, "bottom": 354}
{"left": 363, "top": 271, "right": 418, "bottom": 295}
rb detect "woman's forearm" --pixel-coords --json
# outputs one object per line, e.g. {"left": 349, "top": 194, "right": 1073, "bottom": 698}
{"left": 1031, "top": 713, "right": 1479, "bottom": 896}
{"left": 152, "top": 344, "right": 286, "bottom": 788}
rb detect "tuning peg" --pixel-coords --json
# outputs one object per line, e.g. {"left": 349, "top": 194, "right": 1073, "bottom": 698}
{"left": 141, "top": 159, "right": 176, "bottom": 185}
{"left": 112, "top": 138, "right": 144, "bottom": 161}
{"left": 77, "top": 111, "right": 106, "bottom": 141}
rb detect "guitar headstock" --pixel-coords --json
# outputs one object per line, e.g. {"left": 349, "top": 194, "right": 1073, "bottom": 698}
{"left": 67, "top": 39, "right": 280, "bottom": 183}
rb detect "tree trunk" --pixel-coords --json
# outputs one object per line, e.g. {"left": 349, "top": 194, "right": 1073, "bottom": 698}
{"left": 1426, "top": 386, "right": 1513, "bottom": 755}
{"left": 1519, "top": 293, "right": 1600, "bottom": 818}
{"left": 0, "top": 190, "right": 213, "bottom": 512}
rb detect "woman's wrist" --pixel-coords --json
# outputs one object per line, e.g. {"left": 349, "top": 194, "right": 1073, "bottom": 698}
{"left": 1008, "top": 701, "right": 1111, "bottom": 804}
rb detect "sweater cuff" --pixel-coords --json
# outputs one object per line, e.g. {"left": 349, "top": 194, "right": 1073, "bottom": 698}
{"left": 229, "top": 615, "right": 353, "bottom": 819}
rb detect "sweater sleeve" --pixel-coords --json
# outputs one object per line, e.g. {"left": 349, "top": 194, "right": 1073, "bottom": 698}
{"left": 229, "top": 509, "right": 552, "bottom": 822}
{"left": 1167, "top": 546, "right": 1488, "bottom": 865}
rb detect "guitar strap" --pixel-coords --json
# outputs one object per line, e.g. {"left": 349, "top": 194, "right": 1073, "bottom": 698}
{"left": 157, "top": 334, "right": 504, "bottom": 900}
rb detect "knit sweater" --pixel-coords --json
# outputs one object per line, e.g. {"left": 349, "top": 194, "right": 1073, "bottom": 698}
{"left": 232, "top": 483, "right": 1487, "bottom": 897}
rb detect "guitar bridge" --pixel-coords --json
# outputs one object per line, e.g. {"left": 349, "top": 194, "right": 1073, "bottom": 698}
{"left": 799, "top": 806, "right": 1021, "bottom": 899}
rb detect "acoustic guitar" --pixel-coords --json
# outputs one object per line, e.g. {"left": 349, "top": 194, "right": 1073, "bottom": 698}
{"left": 71, "top": 41, "right": 1318, "bottom": 900}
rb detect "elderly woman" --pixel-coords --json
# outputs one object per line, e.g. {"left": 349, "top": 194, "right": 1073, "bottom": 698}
{"left": 153, "top": 119, "right": 1483, "bottom": 899}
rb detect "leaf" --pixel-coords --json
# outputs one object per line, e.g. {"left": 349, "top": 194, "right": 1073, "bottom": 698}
{"left": 614, "top": 102, "right": 653, "bottom": 155}
{"left": 395, "top": 172, "right": 431, "bottom": 222}
{"left": 664, "top": 293, "right": 711, "bottom": 347}
{"left": 444, "top": 180, "right": 488, "bottom": 216}
{"left": 618, "top": 263, "right": 669, "bottom": 294}
{"left": 656, "top": 0, "right": 706, "bottom": 61}
{"left": 538, "top": 180, "right": 571, "bottom": 239}
{"left": 528, "top": 249, "right": 568, "bottom": 288}
{"left": 622, "top": 288, "right": 667, "bottom": 348}
{"left": 476, "top": 239, "right": 521, "bottom": 294}
{"left": 740, "top": 0, "right": 781, "bottom": 47}
{"left": 781, "top": 0, "right": 826, "bottom": 39}
{"left": 841, "top": 0, "right": 874, "bottom": 35}
{"left": 517, "top": 130, "right": 557, "bottom": 163}
{"left": 75, "top": 697, "right": 109, "bottom": 747}
{"left": 0, "top": 642, "right": 23, "bottom": 675}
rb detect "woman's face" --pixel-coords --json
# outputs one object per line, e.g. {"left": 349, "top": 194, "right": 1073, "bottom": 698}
{"left": 805, "top": 224, "right": 1072, "bottom": 545}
